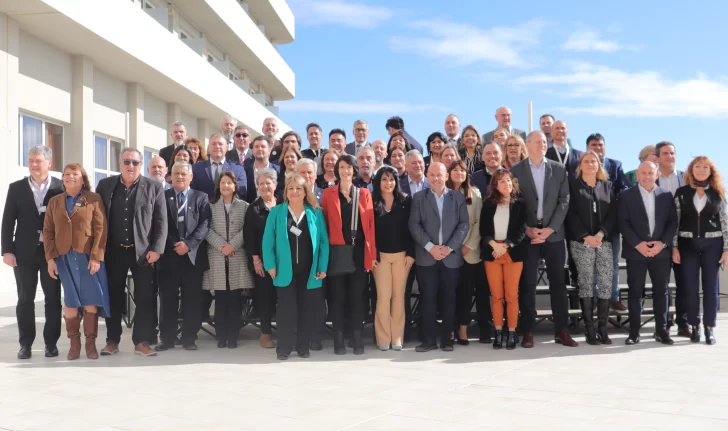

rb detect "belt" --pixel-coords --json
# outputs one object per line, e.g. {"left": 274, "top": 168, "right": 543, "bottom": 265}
{"left": 118, "top": 244, "right": 135, "bottom": 249}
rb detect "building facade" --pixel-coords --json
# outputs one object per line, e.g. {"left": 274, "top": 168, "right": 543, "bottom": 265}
{"left": 0, "top": 0, "right": 294, "bottom": 198}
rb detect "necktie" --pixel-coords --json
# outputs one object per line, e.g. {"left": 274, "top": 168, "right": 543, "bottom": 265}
{"left": 177, "top": 193, "right": 186, "bottom": 238}
{"left": 213, "top": 162, "right": 220, "bottom": 184}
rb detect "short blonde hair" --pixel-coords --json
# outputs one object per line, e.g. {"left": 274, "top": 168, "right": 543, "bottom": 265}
{"left": 638, "top": 145, "right": 656, "bottom": 162}
{"left": 575, "top": 151, "right": 608, "bottom": 181}
{"left": 283, "top": 175, "right": 319, "bottom": 208}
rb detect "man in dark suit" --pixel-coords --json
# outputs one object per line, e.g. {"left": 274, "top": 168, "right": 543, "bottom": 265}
{"left": 225, "top": 125, "right": 254, "bottom": 166}
{"left": 482, "top": 106, "right": 527, "bottom": 144}
{"left": 540, "top": 113, "right": 572, "bottom": 148}
{"left": 96, "top": 148, "right": 168, "bottom": 357}
{"left": 511, "top": 131, "right": 577, "bottom": 348}
{"left": 618, "top": 161, "right": 677, "bottom": 345}
{"left": 191, "top": 134, "right": 247, "bottom": 201}
{"left": 385, "top": 116, "right": 424, "bottom": 153}
{"left": 263, "top": 117, "right": 283, "bottom": 163}
{"left": 409, "top": 162, "right": 470, "bottom": 352}
{"left": 444, "top": 114, "right": 462, "bottom": 146}
{"left": 159, "top": 121, "right": 188, "bottom": 168}
{"left": 2, "top": 146, "right": 63, "bottom": 359}
{"left": 302, "top": 123, "right": 324, "bottom": 173}
{"left": 244, "top": 136, "right": 280, "bottom": 203}
{"left": 155, "top": 162, "right": 210, "bottom": 351}
{"left": 471, "top": 142, "right": 503, "bottom": 197}
{"left": 345, "top": 120, "right": 370, "bottom": 156}
{"left": 545, "top": 120, "right": 582, "bottom": 180}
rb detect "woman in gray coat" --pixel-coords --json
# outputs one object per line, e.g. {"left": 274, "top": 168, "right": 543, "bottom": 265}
{"left": 203, "top": 172, "right": 253, "bottom": 348}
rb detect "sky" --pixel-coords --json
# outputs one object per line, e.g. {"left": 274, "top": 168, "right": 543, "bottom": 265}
{"left": 277, "top": 0, "right": 728, "bottom": 173}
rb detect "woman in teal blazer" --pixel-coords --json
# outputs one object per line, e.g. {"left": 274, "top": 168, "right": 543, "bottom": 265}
{"left": 262, "top": 175, "right": 329, "bottom": 360}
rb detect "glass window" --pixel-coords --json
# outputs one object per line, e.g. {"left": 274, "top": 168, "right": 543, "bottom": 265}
{"left": 95, "top": 136, "right": 107, "bottom": 170}
{"left": 18, "top": 114, "right": 64, "bottom": 171}
{"left": 143, "top": 148, "right": 159, "bottom": 178}
{"left": 94, "top": 134, "right": 124, "bottom": 189}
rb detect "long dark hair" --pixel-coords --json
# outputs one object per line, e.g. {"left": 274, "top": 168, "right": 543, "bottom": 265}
{"left": 372, "top": 165, "right": 406, "bottom": 216}
{"left": 210, "top": 171, "right": 239, "bottom": 204}
{"left": 445, "top": 160, "right": 472, "bottom": 204}
{"left": 486, "top": 169, "right": 519, "bottom": 205}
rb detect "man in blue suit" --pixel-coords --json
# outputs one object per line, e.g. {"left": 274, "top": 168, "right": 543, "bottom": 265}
{"left": 471, "top": 142, "right": 503, "bottom": 197}
{"left": 190, "top": 134, "right": 247, "bottom": 201}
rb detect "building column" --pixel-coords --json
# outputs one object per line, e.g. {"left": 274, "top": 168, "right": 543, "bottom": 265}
{"left": 167, "top": 102, "right": 182, "bottom": 145}
{"left": 70, "top": 55, "right": 94, "bottom": 170}
{"left": 127, "top": 83, "right": 144, "bottom": 150}
{"left": 0, "top": 13, "right": 20, "bottom": 208}
{"left": 197, "top": 118, "right": 210, "bottom": 149}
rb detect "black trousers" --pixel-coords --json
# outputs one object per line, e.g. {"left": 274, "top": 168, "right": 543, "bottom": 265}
{"left": 520, "top": 240, "right": 569, "bottom": 333}
{"left": 456, "top": 261, "right": 491, "bottom": 329}
{"left": 254, "top": 273, "right": 277, "bottom": 335}
{"left": 14, "top": 244, "right": 62, "bottom": 348}
{"left": 417, "top": 262, "right": 460, "bottom": 346}
{"left": 276, "top": 270, "right": 321, "bottom": 355}
{"left": 105, "top": 246, "right": 156, "bottom": 345}
{"left": 672, "top": 262, "right": 687, "bottom": 328}
{"left": 626, "top": 257, "right": 670, "bottom": 334}
{"left": 159, "top": 255, "right": 203, "bottom": 344}
{"left": 310, "top": 277, "right": 328, "bottom": 342}
{"left": 214, "top": 288, "right": 242, "bottom": 343}
{"left": 330, "top": 266, "right": 368, "bottom": 334}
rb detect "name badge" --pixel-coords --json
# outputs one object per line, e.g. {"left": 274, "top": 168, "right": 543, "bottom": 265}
{"left": 178, "top": 216, "right": 185, "bottom": 222}
{"left": 289, "top": 226, "right": 302, "bottom": 236}
{"left": 75, "top": 203, "right": 82, "bottom": 207}
{"left": 39, "top": 206, "right": 46, "bottom": 213}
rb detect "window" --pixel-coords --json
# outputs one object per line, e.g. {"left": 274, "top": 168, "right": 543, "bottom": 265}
{"left": 18, "top": 113, "right": 64, "bottom": 172}
{"left": 94, "top": 135, "right": 123, "bottom": 188}
{"left": 143, "top": 148, "right": 159, "bottom": 178}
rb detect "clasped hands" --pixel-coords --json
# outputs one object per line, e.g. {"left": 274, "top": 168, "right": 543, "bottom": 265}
{"left": 489, "top": 241, "right": 508, "bottom": 259}
{"left": 428, "top": 245, "right": 451, "bottom": 261}
{"left": 636, "top": 241, "right": 664, "bottom": 258}
{"left": 526, "top": 227, "right": 553, "bottom": 244}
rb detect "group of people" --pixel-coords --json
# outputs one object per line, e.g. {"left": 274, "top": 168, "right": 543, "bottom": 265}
{"left": 3, "top": 107, "right": 726, "bottom": 362}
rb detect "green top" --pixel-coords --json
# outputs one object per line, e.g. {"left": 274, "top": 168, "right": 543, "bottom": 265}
{"left": 625, "top": 169, "right": 638, "bottom": 188}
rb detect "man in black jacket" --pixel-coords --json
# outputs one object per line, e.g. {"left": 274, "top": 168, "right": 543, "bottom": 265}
{"left": 225, "top": 125, "right": 254, "bottom": 167}
{"left": 96, "top": 148, "right": 168, "bottom": 357}
{"left": 1, "top": 146, "right": 63, "bottom": 359}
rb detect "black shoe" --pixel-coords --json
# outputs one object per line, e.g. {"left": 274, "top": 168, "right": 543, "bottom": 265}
{"left": 580, "top": 298, "right": 599, "bottom": 346}
{"left": 479, "top": 327, "right": 492, "bottom": 344}
{"left": 277, "top": 352, "right": 289, "bottom": 360}
{"left": 415, "top": 343, "right": 438, "bottom": 352}
{"left": 625, "top": 335, "right": 640, "bottom": 345}
{"left": 309, "top": 340, "right": 323, "bottom": 351}
{"left": 691, "top": 326, "right": 701, "bottom": 343}
{"left": 174, "top": 337, "right": 182, "bottom": 346}
{"left": 217, "top": 340, "right": 227, "bottom": 348}
{"left": 492, "top": 330, "right": 503, "bottom": 350}
{"left": 17, "top": 346, "right": 31, "bottom": 360}
{"left": 44, "top": 345, "right": 58, "bottom": 358}
{"left": 297, "top": 350, "right": 310, "bottom": 358}
{"left": 655, "top": 330, "right": 674, "bottom": 345}
{"left": 596, "top": 299, "right": 612, "bottom": 345}
{"left": 154, "top": 342, "right": 175, "bottom": 351}
{"left": 182, "top": 342, "right": 198, "bottom": 351}
{"left": 227, "top": 340, "right": 238, "bottom": 349}
{"left": 440, "top": 343, "right": 454, "bottom": 352}
{"left": 506, "top": 332, "right": 517, "bottom": 350}
{"left": 677, "top": 326, "right": 692, "bottom": 338}
{"left": 705, "top": 328, "right": 716, "bottom": 345}
{"left": 334, "top": 331, "right": 346, "bottom": 355}
{"left": 457, "top": 338, "right": 470, "bottom": 346}
{"left": 352, "top": 331, "right": 364, "bottom": 355}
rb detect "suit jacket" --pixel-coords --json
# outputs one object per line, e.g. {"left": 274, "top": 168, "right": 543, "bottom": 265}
{"left": 479, "top": 198, "right": 528, "bottom": 262}
{"left": 408, "top": 188, "right": 470, "bottom": 268}
{"left": 243, "top": 163, "right": 280, "bottom": 203}
{"left": 470, "top": 168, "right": 492, "bottom": 199}
{"left": 322, "top": 185, "right": 377, "bottom": 271}
{"left": 462, "top": 187, "right": 483, "bottom": 264}
{"left": 483, "top": 127, "right": 526, "bottom": 145}
{"left": 225, "top": 148, "right": 253, "bottom": 165}
{"left": 159, "top": 144, "right": 175, "bottom": 168}
{"left": 43, "top": 191, "right": 107, "bottom": 262}
{"left": 510, "top": 158, "right": 570, "bottom": 241}
{"left": 2, "top": 176, "right": 63, "bottom": 263}
{"left": 162, "top": 188, "right": 210, "bottom": 267}
{"left": 96, "top": 175, "right": 168, "bottom": 266}
{"left": 313, "top": 186, "right": 324, "bottom": 204}
{"left": 262, "top": 203, "right": 329, "bottom": 288}
{"left": 603, "top": 157, "right": 628, "bottom": 196}
{"left": 345, "top": 141, "right": 370, "bottom": 156}
{"left": 618, "top": 185, "right": 677, "bottom": 261}
{"left": 190, "top": 159, "right": 247, "bottom": 202}
{"left": 545, "top": 145, "right": 583, "bottom": 181}
{"left": 203, "top": 198, "right": 253, "bottom": 291}
{"left": 400, "top": 175, "right": 429, "bottom": 197}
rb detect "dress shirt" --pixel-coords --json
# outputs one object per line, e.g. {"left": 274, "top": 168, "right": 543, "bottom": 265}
{"left": 446, "top": 135, "right": 459, "bottom": 145}
{"left": 658, "top": 169, "right": 680, "bottom": 196}
{"left": 552, "top": 143, "right": 570, "bottom": 166}
{"left": 494, "top": 204, "right": 510, "bottom": 240}
{"left": 409, "top": 176, "right": 427, "bottom": 195}
{"left": 528, "top": 158, "right": 547, "bottom": 220}
{"left": 29, "top": 176, "right": 51, "bottom": 241}
{"left": 354, "top": 141, "right": 367, "bottom": 155}
{"left": 694, "top": 191, "right": 708, "bottom": 213}
{"left": 210, "top": 160, "right": 223, "bottom": 181}
{"left": 425, "top": 188, "right": 450, "bottom": 251}
{"left": 638, "top": 184, "right": 656, "bottom": 236}
{"left": 175, "top": 188, "right": 189, "bottom": 218}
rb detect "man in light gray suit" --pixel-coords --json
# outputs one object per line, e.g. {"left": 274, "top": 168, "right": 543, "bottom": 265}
{"left": 344, "top": 119, "right": 370, "bottom": 156}
{"left": 409, "top": 162, "right": 470, "bottom": 352}
{"left": 510, "top": 131, "right": 577, "bottom": 348}
{"left": 482, "top": 106, "right": 527, "bottom": 144}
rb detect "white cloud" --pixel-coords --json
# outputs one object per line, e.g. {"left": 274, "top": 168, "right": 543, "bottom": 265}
{"left": 289, "top": 0, "right": 394, "bottom": 29}
{"left": 389, "top": 19, "right": 547, "bottom": 68}
{"left": 278, "top": 100, "right": 446, "bottom": 114}
{"left": 561, "top": 30, "right": 623, "bottom": 52}
{"left": 512, "top": 63, "right": 728, "bottom": 118}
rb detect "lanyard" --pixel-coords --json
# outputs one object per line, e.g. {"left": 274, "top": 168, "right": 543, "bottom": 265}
{"left": 553, "top": 144, "right": 570, "bottom": 166}
{"left": 177, "top": 193, "right": 187, "bottom": 215}
{"left": 28, "top": 177, "right": 48, "bottom": 210}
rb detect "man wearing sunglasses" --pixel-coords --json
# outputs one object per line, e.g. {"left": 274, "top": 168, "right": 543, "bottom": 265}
{"left": 96, "top": 148, "right": 168, "bottom": 357}
{"left": 225, "top": 125, "right": 254, "bottom": 168}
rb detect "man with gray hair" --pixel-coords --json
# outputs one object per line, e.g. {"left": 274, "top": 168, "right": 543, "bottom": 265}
{"left": 400, "top": 150, "right": 428, "bottom": 197}
{"left": 2, "top": 145, "right": 64, "bottom": 359}
{"left": 296, "top": 158, "right": 323, "bottom": 203}
{"left": 159, "top": 121, "right": 188, "bottom": 167}
{"left": 221, "top": 114, "right": 238, "bottom": 151}
{"left": 191, "top": 133, "right": 247, "bottom": 201}
{"left": 225, "top": 125, "right": 254, "bottom": 167}
{"left": 345, "top": 120, "right": 370, "bottom": 156}
{"left": 262, "top": 117, "right": 282, "bottom": 163}
{"left": 354, "top": 146, "right": 375, "bottom": 191}
{"left": 96, "top": 147, "right": 168, "bottom": 357}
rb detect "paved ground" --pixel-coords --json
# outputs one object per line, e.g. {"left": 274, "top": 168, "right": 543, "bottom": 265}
{"left": 1, "top": 266, "right": 727, "bottom": 431}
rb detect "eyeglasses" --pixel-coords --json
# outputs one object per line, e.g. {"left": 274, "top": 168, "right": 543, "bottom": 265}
{"left": 122, "top": 160, "right": 141, "bottom": 167}
{"left": 235, "top": 133, "right": 249, "bottom": 138}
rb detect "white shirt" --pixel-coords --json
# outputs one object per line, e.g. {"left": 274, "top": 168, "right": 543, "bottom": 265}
{"left": 409, "top": 176, "right": 426, "bottom": 195}
{"left": 447, "top": 135, "right": 460, "bottom": 145}
{"left": 638, "top": 184, "right": 656, "bottom": 236}
{"left": 658, "top": 169, "right": 680, "bottom": 196}
{"left": 29, "top": 176, "right": 51, "bottom": 242}
{"left": 494, "top": 204, "right": 510, "bottom": 240}
{"left": 424, "top": 188, "right": 450, "bottom": 251}
{"left": 694, "top": 191, "right": 708, "bottom": 213}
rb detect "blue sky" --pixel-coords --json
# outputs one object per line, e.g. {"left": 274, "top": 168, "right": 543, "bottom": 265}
{"left": 277, "top": 0, "right": 728, "bottom": 173}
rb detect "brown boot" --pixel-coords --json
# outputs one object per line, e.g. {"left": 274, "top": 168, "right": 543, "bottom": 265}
{"left": 259, "top": 333, "right": 275, "bottom": 349}
{"left": 65, "top": 315, "right": 81, "bottom": 360}
{"left": 83, "top": 312, "right": 99, "bottom": 359}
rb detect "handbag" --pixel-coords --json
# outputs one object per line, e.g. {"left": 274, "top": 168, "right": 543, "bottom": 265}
{"left": 327, "top": 187, "right": 359, "bottom": 276}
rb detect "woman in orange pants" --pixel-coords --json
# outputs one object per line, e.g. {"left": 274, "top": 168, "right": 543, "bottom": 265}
{"left": 480, "top": 170, "right": 528, "bottom": 350}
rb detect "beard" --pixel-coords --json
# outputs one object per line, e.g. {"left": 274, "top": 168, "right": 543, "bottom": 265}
{"left": 173, "top": 139, "right": 185, "bottom": 146}
{"left": 223, "top": 131, "right": 234, "bottom": 141}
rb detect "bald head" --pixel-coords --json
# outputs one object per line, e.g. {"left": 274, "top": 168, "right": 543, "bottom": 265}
{"left": 552, "top": 120, "right": 568, "bottom": 146}
{"left": 637, "top": 161, "right": 658, "bottom": 191}
{"left": 427, "top": 162, "right": 448, "bottom": 194}
{"left": 147, "top": 155, "right": 167, "bottom": 182}
{"left": 444, "top": 114, "right": 460, "bottom": 138}
{"left": 495, "top": 107, "right": 512, "bottom": 129}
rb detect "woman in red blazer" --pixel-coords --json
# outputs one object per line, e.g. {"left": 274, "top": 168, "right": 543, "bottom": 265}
{"left": 322, "top": 154, "right": 376, "bottom": 356}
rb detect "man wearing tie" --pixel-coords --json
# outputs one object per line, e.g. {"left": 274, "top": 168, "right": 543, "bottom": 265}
{"left": 409, "top": 162, "right": 470, "bottom": 352}
{"left": 156, "top": 162, "right": 211, "bottom": 351}
{"left": 444, "top": 114, "right": 461, "bottom": 146}
{"left": 345, "top": 120, "right": 370, "bottom": 156}
{"left": 225, "top": 126, "right": 254, "bottom": 167}
{"left": 2, "top": 146, "right": 64, "bottom": 359}
{"left": 510, "top": 131, "right": 577, "bottom": 348}
{"left": 618, "top": 161, "right": 677, "bottom": 345}
{"left": 191, "top": 134, "right": 247, "bottom": 201}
